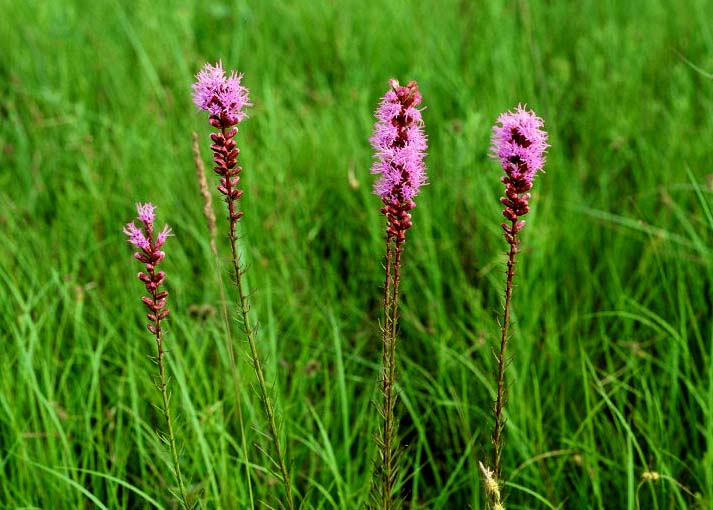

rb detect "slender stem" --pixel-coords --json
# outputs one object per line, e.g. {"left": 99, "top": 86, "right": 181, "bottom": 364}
{"left": 228, "top": 226, "right": 294, "bottom": 510}
{"left": 385, "top": 238, "right": 405, "bottom": 510}
{"left": 215, "top": 243, "right": 255, "bottom": 508}
{"left": 389, "top": 241, "right": 404, "bottom": 373}
{"left": 382, "top": 236, "right": 394, "bottom": 362}
{"left": 492, "top": 219, "right": 518, "bottom": 482}
{"left": 193, "top": 131, "right": 254, "bottom": 507}
{"left": 380, "top": 234, "right": 395, "bottom": 510}
{"left": 220, "top": 128, "right": 294, "bottom": 510}
{"left": 225, "top": 272, "right": 255, "bottom": 509}
{"left": 153, "top": 318, "right": 190, "bottom": 509}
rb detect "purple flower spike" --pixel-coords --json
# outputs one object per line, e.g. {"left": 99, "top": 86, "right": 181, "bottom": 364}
{"left": 371, "top": 79, "right": 428, "bottom": 203}
{"left": 156, "top": 224, "right": 172, "bottom": 248}
{"left": 123, "top": 203, "right": 172, "bottom": 330}
{"left": 487, "top": 106, "right": 549, "bottom": 491}
{"left": 371, "top": 79, "right": 428, "bottom": 244}
{"left": 491, "top": 105, "right": 548, "bottom": 245}
{"left": 370, "top": 80, "right": 428, "bottom": 509}
{"left": 136, "top": 202, "right": 156, "bottom": 224}
{"left": 193, "top": 61, "right": 251, "bottom": 220}
{"left": 123, "top": 222, "right": 150, "bottom": 251}
{"left": 192, "top": 61, "right": 251, "bottom": 127}
{"left": 491, "top": 104, "right": 548, "bottom": 184}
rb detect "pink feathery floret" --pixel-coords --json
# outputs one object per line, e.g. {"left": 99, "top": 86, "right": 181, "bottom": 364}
{"left": 491, "top": 104, "right": 549, "bottom": 182}
{"left": 192, "top": 61, "right": 251, "bottom": 125}
{"left": 370, "top": 79, "right": 427, "bottom": 203}
{"left": 123, "top": 222, "right": 150, "bottom": 251}
{"left": 123, "top": 203, "right": 171, "bottom": 252}
{"left": 155, "top": 225, "right": 172, "bottom": 248}
{"left": 136, "top": 202, "right": 155, "bottom": 225}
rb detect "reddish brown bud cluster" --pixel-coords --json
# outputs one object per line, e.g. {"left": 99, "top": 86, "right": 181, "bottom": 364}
{"left": 124, "top": 203, "right": 172, "bottom": 334}
{"left": 491, "top": 105, "right": 548, "bottom": 249}
{"left": 382, "top": 198, "right": 415, "bottom": 245}
{"left": 135, "top": 249, "right": 170, "bottom": 333}
{"left": 500, "top": 173, "right": 531, "bottom": 246}
{"left": 210, "top": 120, "right": 244, "bottom": 222}
{"left": 392, "top": 80, "right": 420, "bottom": 107}
{"left": 208, "top": 114, "right": 229, "bottom": 129}
{"left": 391, "top": 80, "right": 420, "bottom": 144}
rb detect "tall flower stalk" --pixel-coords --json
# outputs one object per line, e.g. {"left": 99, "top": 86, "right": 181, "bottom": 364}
{"left": 123, "top": 203, "right": 191, "bottom": 510}
{"left": 485, "top": 105, "right": 548, "bottom": 508}
{"left": 369, "top": 79, "right": 427, "bottom": 510}
{"left": 192, "top": 131, "right": 254, "bottom": 507}
{"left": 192, "top": 61, "right": 294, "bottom": 510}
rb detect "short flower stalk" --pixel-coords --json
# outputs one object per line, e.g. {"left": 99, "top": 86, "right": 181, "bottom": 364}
{"left": 370, "top": 79, "right": 427, "bottom": 510}
{"left": 193, "top": 61, "right": 294, "bottom": 510}
{"left": 484, "top": 105, "right": 548, "bottom": 508}
{"left": 123, "top": 203, "right": 191, "bottom": 510}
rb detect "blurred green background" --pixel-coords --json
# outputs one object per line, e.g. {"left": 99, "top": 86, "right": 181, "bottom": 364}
{"left": 1, "top": 0, "right": 713, "bottom": 508}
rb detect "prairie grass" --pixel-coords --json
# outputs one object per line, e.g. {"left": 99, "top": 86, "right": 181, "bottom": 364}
{"left": 1, "top": 0, "right": 713, "bottom": 508}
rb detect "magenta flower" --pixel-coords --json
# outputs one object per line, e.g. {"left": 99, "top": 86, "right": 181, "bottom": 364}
{"left": 192, "top": 62, "right": 296, "bottom": 508}
{"left": 491, "top": 104, "right": 548, "bottom": 184}
{"left": 491, "top": 105, "right": 548, "bottom": 242}
{"left": 123, "top": 203, "right": 192, "bottom": 505}
{"left": 193, "top": 61, "right": 250, "bottom": 221}
{"left": 123, "top": 202, "right": 172, "bottom": 332}
{"left": 370, "top": 79, "right": 428, "bottom": 244}
{"left": 369, "top": 79, "right": 428, "bottom": 509}
{"left": 192, "top": 61, "right": 251, "bottom": 127}
{"left": 371, "top": 79, "right": 428, "bottom": 203}
{"left": 486, "top": 106, "right": 549, "bottom": 494}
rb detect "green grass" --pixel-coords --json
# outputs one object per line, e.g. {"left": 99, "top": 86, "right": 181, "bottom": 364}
{"left": 1, "top": 0, "right": 713, "bottom": 508}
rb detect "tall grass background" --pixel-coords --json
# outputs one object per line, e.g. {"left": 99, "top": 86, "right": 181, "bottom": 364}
{"left": 1, "top": 0, "right": 713, "bottom": 508}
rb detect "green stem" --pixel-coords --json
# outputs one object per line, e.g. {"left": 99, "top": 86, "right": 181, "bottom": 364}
{"left": 380, "top": 234, "right": 396, "bottom": 510}
{"left": 228, "top": 227, "right": 294, "bottom": 510}
{"left": 220, "top": 145, "right": 294, "bottom": 509}
{"left": 389, "top": 240, "right": 404, "bottom": 382}
{"left": 214, "top": 247, "right": 254, "bottom": 508}
{"left": 194, "top": 131, "right": 254, "bottom": 508}
{"left": 492, "top": 219, "right": 518, "bottom": 483}
{"left": 154, "top": 324, "right": 190, "bottom": 509}
{"left": 386, "top": 239, "right": 404, "bottom": 510}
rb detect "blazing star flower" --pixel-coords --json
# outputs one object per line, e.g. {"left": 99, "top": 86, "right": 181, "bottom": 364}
{"left": 370, "top": 79, "right": 428, "bottom": 204}
{"left": 155, "top": 225, "right": 172, "bottom": 248}
{"left": 123, "top": 202, "right": 172, "bottom": 252}
{"left": 192, "top": 61, "right": 251, "bottom": 126}
{"left": 123, "top": 222, "right": 150, "bottom": 251}
{"left": 491, "top": 104, "right": 548, "bottom": 183}
{"left": 491, "top": 105, "right": 549, "bottom": 244}
{"left": 193, "top": 62, "right": 251, "bottom": 220}
{"left": 484, "top": 106, "right": 549, "bottom": 502}
{"left": 123, "top": 202, "right": 172, "bottom": 331}
{"left": 135, "top": 202, "right": 155, "bottom": 224}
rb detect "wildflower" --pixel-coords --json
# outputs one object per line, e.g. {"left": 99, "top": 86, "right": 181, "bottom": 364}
{"left": 123, "top": 202, "right": 172, "bottom": 332}
{"left": 491, "top": 104, "right": 548, "bottom": 181}
{"left": 192, "top": 61, "right": 251, "bottom": 127}
{"left": 371, "top": 79, "right": 428, "bottom": 203}
{"left": 193, "top": 61, "right": 251, "bottom": 221}
{"left": 123, "top": 202, "right": 190, "bottom": 508}
{"left": 369, "top": 79, "right": 428, "bottom": 510}
{"left": 371, "top": 79, "right": 428, "bottom": 244}
{"left": 193, "top": 63, "right": 295, "bottom": 509}
{"left": 491, "top": 105, "right": 549, "bottom": 243}
{"left": 487, "top": 105, "right": 548, "bottom": 504}
{"left": 193, "top": 61, "right": 251, "bottom": 222}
